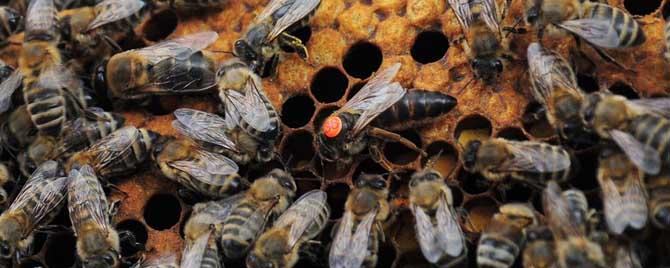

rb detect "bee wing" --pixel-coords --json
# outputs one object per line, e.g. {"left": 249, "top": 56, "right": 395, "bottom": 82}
{"left": 527, "top": 42, "right": 581, "bottom": 105}
{"left": 25, "top": 0, "right": 57, "bottom": 38}
{"left": 136, "top": 31, "right": 219, "bottom": 63}
{"left": 629, "top": 98, "right": 670, "bottom": 118}
{"left": 168, "top": 149, "right": 239, "bottom": 186}
{"left": 67, "top": 165, "right": 110, "bottom": 237}
{"left": 599, "top": 170, "right": 647, "bottom": 234}
{"left": 543, "top": 181, "right": 584, "bottom": 239}
{"left": 239, "top": 78, "right": 274, "bottom": 132}
{"left": 0, "top": 71, "right": 23, "bottom": 113}
{"left": 609, "top": 129, "right": 661, "bottom": 175}
{"left": 87, "top": 126, "right": 139, "bottom": 169}
{"left": 448, "top": 0, "right": 473, "bottom": 30}
{"left": 413, "top": 205, "right": 442, "bottom": 263}
{"left": 87, "top": 0, "right": 146, "bottom": 31}
{"left": 274, "top": 190, "right": 329, "bottom": 247}
{"left": 478, "top": 0, "right": 500, "bottom": 34}
{"left": 180, "top": 229, "right": 211, "bottom": 268}
{"left": 193, "top": 193, "right": 245, "bottom": 224}
{"left": 598, "top": 175, "right": 626, "bottom": 234}
{"left": 38, "top": 65, "right": 85, "bottom": 98}
{"left": 341, "top": 63, "right": 406, "bottom": 135}
{"left": 172, "top": 108, "right": 240, "bottom": 153}
{"left": 558, "top": 18, "right": 621, "bottom": 49}
{"left": 266, "top": 0, "right": 321, "bottom": 41}
{"left": 9, "top": 161, "right": 68, "bottom": 229}
{"left": 329, "top": 209, "right": 376, "bottom": 268}
{"left": 435, "top": 194, "right": 465, "bottom": 257}
{"left": 495, "top": 140, "right": 571, "bottom": 173}
{"left": 623, "top": 175, "right": 648, "bottom": 230}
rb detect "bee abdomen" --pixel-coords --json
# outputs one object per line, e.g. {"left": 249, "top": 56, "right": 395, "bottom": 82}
{"left": 201, "top": 246, "right": 223, "bottom": 268}
{"left": 583, "top": 3, "right": 645, "bottom": 47}
{"left": 374, "top": 90, "right": 457, "bottom": 129}
{"left": 513, "top": 144, "right": 573, "bottom": 183}
{"left": 648, "top": 176, "right": 670, "bottom": 228}
{"left": 190, "top": 174, "right": 243, "bottom": 199}
{"left": 628, "top": 114, "right": 670, "bottom": 165}
{"left": 362, "top": 230, "right": 379, "bottom": 268}
{"left": 477, "top": 234, "right": 520, "bottom": 268}
{"left": 24, "top": 87, "right": 66, "bottom": 136}
{"left": 220, "top": 201, "right": 262, "bottom": 258}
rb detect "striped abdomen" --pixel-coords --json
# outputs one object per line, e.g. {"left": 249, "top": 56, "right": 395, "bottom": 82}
{"left": 627, "top": 114, "right": 670, "bottom": 165}
{"left": 238, "top": 90, "right": 281, "bottom": 142}
{"left": 582, "top": 3, "right": 645, "bottom": 48}
{"left": 147, "top": 52, "right": 216, "bottom": 95}
{"left": 59, "top": 112, "right": 125, "bottom": 156}
{"left": 97, "top": 128, "right": 155, "bottom": 179}
{"left": 511, "top": 144, "right": 574, "bottom": 183}
{"left": 647, "top": 174, "right": 670, "bottom": 229}
{"left": 562, "top": 189, "right": 590, "bottom": 230}
{"left": 477, "top": 219, "right": 524, "bottom": 268}
{"left": 179, "top": 171, "right": 243, "bottom": 199}
{"left": 374, "top": 90, "right": 457, "bottom": 130}
{"left": 17, "top": 179, "right": 67, "bottom": 233}
{"left": 361, "top": 226, "right": 379, "bottom": 268}
{"left": 23, "top": 79, "right": 67, "bottom": 136}
{"left": 220, "top": 199, "right": 266, "bottom": 259}
{"left": 201, "top": 240, "right": 223, "bottom": 268}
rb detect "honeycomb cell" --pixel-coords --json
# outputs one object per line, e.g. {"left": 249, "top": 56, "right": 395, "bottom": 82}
{"left": 495, "top": 182, "right": 534, "bottom": 203}
{"left": 293, "top": 171, "right": 322, "bottom": 197}
{"left": 281, "top": 130, "right": 316, "bottom": 170}
{"left": 522, "top": 102, "right": 555, "bottom": 139}
{"left": 30, "top": 233, "right": 48, "bottom": 256}
{"left": 347, "top": 81, "right": 365, "bottom": 100}
{"left": 377, "top": 241, "right": 398, "bottom": 268}
{"left": 373, "top": 0, "right": 407, "bottom": 13}
{"left": 374, "top": 15, "right": 414, "bottom": 55}
{"left": 463, "top": 197, "right": 498, "bottom": 233}
{"left": 311, "top": 67, "right": 348, "bottom": 103}
{"left": 117, "top": 219, "right": 149, "bottom": 257}
{"left": 308, "top": 29, "right": 347, "bottom": 66}
{"left": 406, "top": 0, "right": 446, "bottom": 27}
{"left": 570, "top": 150, "right": 600, "bottom": 192}
{"left": 312, "top": 0, "right": 346, "bottom": 28}
{"left": 411, "top": 31, "right": 449, "bottom": 64}
{"left": 624, "top": 0, "right": 661, "bottom": 16}
{"left": 326, "top": 183, "right": 350, "bottom": 219}
{"left": 577, "top": 73, "right": 599, "bottom": 93}
{"left": 44, "top": 232, "right": 77, "bottom": 268}
{"left": 142, "top": 9, "right": 178, "bottom": 42}
{"left": 382, "top": 55, "right": 419, "bottom": 88}
{"left": 421, "top": 141, "right": 458, "bottom": 177}
{"left": 246, "top": 160, "right": 284, "bottom": 181}
{"left": 609, "top": 81, "right": 640, "bottom": 99}
{"left": 314, "top": 158, "right": 351, "bottom": 181}
{"left": 277, "top": 55, "right": 314, "bottom": 90}
{"left": 383, "top": 130, "right": 422, "bottom": 165}
{"left": 458, "top": 171, "right": 491, "bottom": 195}
{"left": 450, "top": 185, "right": 464, "bottom": 207}
{"left": 281, "top": 94, "right": 316, "bottom": 128}
{"left": 496, "top": 127, "right": 528, "bottom": 141}
{"left": 336, "top": 3, "right": 379, "bottom": 40}
{"left": 454, "top": 114, "right": 493, "bottom": 148}
{"left": 353, "top": 158, "right": 387, "bottom": 179}
{"left": 144, "top": 194, "right": 182, "bottom": 230}
{"left": 343, "top": 41, "right": 383, "bottom": 79}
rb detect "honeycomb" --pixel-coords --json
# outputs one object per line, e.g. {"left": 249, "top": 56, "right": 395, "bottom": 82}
{"left": 1, "top": 0, "right": 670, "bottom": 266}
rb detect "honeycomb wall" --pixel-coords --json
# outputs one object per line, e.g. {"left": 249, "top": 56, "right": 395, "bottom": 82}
{"left": 2, "top": 0, "right": 670, "bottom": 266}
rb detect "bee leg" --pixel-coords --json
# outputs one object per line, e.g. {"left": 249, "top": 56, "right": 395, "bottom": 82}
{"left": 368, "top": 127, "right": 427, "bottom": 157}
{"left": 279, "top": 32, "right": 308, "bottom": 60}
{"left": 119, "top": 229, "right": 145, "bottom": 252}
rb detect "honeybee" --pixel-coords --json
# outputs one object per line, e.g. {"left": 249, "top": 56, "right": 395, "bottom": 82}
{"left": 215, "top": 58, "right": 281, "bottom": 161}
{"left": 234, "top": 0, "right": 320, "bottom": 75}
{"left": 180, "top": 229, "right": 222, "bottom": 268}
{"left": 153, "top": 0, "right": 227, "bottom": 10}
{"left": 316, "top": 63, "right": 423, "bottom": 168}
{"left": 371, "top": 89, "right": 457, "bottom": 131}
{"left": 648, "top": 171, "right": 670, "bottom": 229}
{"left": 219, "top": 168, "right": 296, "bottom": 259}
{"left": 55, "top": 108, "right": 126, "bottom": 158}
{"left": 19, "top": 0, "right": 62, "bottom": 77}
{"left": 580, "top": 92, "right": 670, "bottom": 175}
{"left": 476, "top": 203, "right": 538, "bottom": 268}
{"left": 597, "top": 147, "right": 648, "bottom": 235}
{"left": 247, "top": 190, "right": 330, "bottom": 268}
{"left": 98, "top": 31, "right": 218, "bottom": 101}
{"left": 153, "top": 138, "right": 247, "bottom": 199}
{"left": 131, "top": 253, "right": 178, "bottom": 268}
{"left": 408, "top": 167, "right": 466, "bottom": 267}
{"left": 0, "top": 7, "right": 23, "bottom": 47}
{"left": 1, "top": 105, "right": 37, "bottom": 154}
{"left": 462, "top": 138, "right": 573, "bottom": 188}
{"left": 183, "top": 193, "right": 245, "bottom": 242}
{"left": 0, "top": 70, "right": 24, "bottom": 114}
{"left": 66, "top": 126, "right": 159, "bottom": 180}
{"left": 523, "top": 0, "right": 645, "bottom": 50}
{"left": 543, "top": 181, "right": 605, "bottom": 268}
{"left": 0, "top": 162, "right": 15, "bottom": 205}
{"left": 10, "top": 0, "right": 102, "bottom": 14}
{"left": 527, "top": 42, "right": 594, "bottom": 145}
{"left": 0, "top": 160, "right": 68, "bottom": 260}
{"left": 329, "top": 174, "right": 390, "bottom": 268}
{"left": 18, "top": 135, "right": 59, "bottom": 177}
{"left": 600, "top": 237, "right": 643, "bottom": 268}
{"left": 522, "top": 225, "right": 557, "bottom": 268}
{"left": 172, "top": 108, "right": 276, "bottom": 164}
{"left": 68, "top": 165, "right": 121, "bottom": 268}
{"left": 449, "top": 0, "right": 515, "bottom": 84}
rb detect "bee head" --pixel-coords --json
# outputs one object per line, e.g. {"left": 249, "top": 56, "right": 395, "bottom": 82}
{"left": 268, "top": 168, "right": 297, "bottom": 194}
{"left": 85, "top": 251, "right": 119, "bottom": 268}
{"left": 246, "top": 252, "right": 276, "bottom": 268}
{"left": 106, "top": 54, "right": 145, "bottom": 98}
{"left": 356, "top": 174, "right": 387, "bottom": 190}
{"left": 0, "top": 241, "right": 12, "bottom": 259}
{"left": 462, "top": 140, "right": 482, "bottom": 171}
{"left": 409, "top": 169, "right": 441, "bottom": 188}
{"left": 524, "top": 0, "right": 542, "bottom": 25}
{"left": 580, "top": 93, "right": 602, "bottom": 128}
{"left": 472, "top": 58, "right": 503, "bottom": 84}
{"left": 234, "top": 39, "right": 259, "bottom": 68}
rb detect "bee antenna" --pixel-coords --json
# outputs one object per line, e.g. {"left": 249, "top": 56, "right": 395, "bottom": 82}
{"left": 454, "top": 77, "right": 474, "bottom": 95}
{"left": 425, "top": 149, "right": 444, "bottom": 169}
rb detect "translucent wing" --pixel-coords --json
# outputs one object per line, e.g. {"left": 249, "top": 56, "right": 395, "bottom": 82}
{"left": 496, "top": 140, "right": 571, "bottom": 173}
{"left": 527, "top": 42, "right": 581, "bottom": 105}
{"left": 180, "top": 229, "right": 211, "bottom": 268}
{"left": 598, "top": 175, "right": 626, "bottom": 234}
{"left": 87, "top": 0, "right": 146, "bottom": 31}
{"left": 448, "top": 0, "right": 472, "bottom": 30}
{"left": 599, "top": 171, "right": 647, "bottom": 234}
{"left": 543, "top": 181, "right": 584, "bottom": 239}
{"left": 134, "top": 31, "right": 219, "bottom": 64}
{"left": 172, "top": 108, "right": 239, "bottom": 152}
{"left": 168, "top": 148, "right": 239, "bottom": 186}
{"left": 38, "top": 65, "right": 84, "bottom": 95}
{"left": 9, "top": 161, "right": 68, "bottom": 229}
{"left": 237, "top": 78, "right": 274, "bottom": 132}
{"left": 413, "top": 205, "right": 442, "bottom": 263}
{"left": 274, "top": 190, "right": 329, "bottom": 247}
{"left": 435, "top": 194, "right": 465, "bottom": 257}
{"left": 329, "top": 209, "right": 376, "bottom": 268}
{"left": 68, "top": 165, "right": 110, "bottom": 237}
{"left": 610, "top": 129, "right": 661, "bottom": 175}
{"left": 267, "top": 0, "right": 321, "bottom": 41}
{"left": 478, "top": 0, "right": 500, "bottom": 34}
{"left": 629, "top": 98, "right": 670, "bottom": 118}
{"left": 190, "top": 193, "right": 245, "bottom": 225}
{"left": 341, "top": 63, "right": 406, "bottom": 135}
{"left": 254, "top": 0, "right": 293, "bottom": 24}
{"left": 558, "top": 18, "right": 621, "bottom": 48}
{"left": 88, "top": 126, "right": 139, "bottom": 170}
{"left": 0, "top": 71, "right": 22, "bottom": 113}
{"left": 623, "top": 175, "right": 648, "bottom": 230}
{"left": 25, "top": 0, "right": 57, "bottom": 38}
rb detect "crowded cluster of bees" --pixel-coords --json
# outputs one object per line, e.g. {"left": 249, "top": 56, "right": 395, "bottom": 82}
{"left": 0, "top": 0, "right": 668, "bottom": 267}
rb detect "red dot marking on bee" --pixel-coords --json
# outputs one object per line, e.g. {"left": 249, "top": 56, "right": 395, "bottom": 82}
{"left": 322, "top": 116, "right": 342, "bottom": 138}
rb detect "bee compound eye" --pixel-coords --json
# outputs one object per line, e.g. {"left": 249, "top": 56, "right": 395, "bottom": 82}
{"left": 322, "top": 116, "right": 343, "bottom": 138}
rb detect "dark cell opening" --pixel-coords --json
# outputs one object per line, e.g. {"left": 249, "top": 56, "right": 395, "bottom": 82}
{"left": 326, "top": 183, "right": 350, "bottom": 219}
{"left": 144, "top": 194, "right": 182, "bottom": 230}
{"left": 281, "top": 130, "right": 315, "bottom": 170}
{"left": 293, "top": 171, "right": 322, "bottom": 197}
{"left": 454, "top": 114, "right": 493, "bottom": 148}
{"left": 463, "top": 197, "right": 498, "bottom": 232}
{"left": 346, "top": 81, "right": 366, "bottom": 101}
{"left": 451, "top": 186, "right": 464, "bottom": 207}
{"left": 522, "top": 102, "right": 555, "bottom": 139}
{"left": 570, "top": 150, "right": 599, "bottom": 192}
{"left": 281, "top": 94, "right": 315, "bottom": 128}
{"left": 422, "top": 141, "right": 458, "bottom": 177}
{"left": 624, "top": 0, "right": 660, "bottom": 16}
{"left": 313, "top": 157, "right": 351, "bottom": 181}
{"left": 352, "top": 158, "right": 388, "bottom": 181}
{"left": 458, "top": 171, "right": 491, "bottom": 195}
{"left": 116, "top": 219, "right": 149, "bottom": 257}
{"left": 18, "top": 259, "right": 45, "bottom": 268}
{"left": 577, "top": 73, "right": 599, "bottom": 93}
{"left": 496, "top": 182, "right": 534, "bottom": 203}
{"left": 312, "top": 106, "right": 340, "bottom": 132}
{"left": 148, "top": 96, "right": 177, "bottom": 116}
{"left": 281, "top": 26, "right": 312, "bottom": 53}
{"left": 377, "top": 242, "right": 398, "bottom": 268}
{"left": 245, "top": 160, "right": 284, "bottom": 182}
{"left": 609, "top": 82, "right": 640, "bottom": 99}
{"left": 311, "top": 67, "right": 348, "bottom": 103}
{"left": 44, "top": 233, "right": 76, "bottom": 268}
{"left": 411, "top": 31, "right": 449, "bottom": 64}
{"left": 143, "top": 9, "right": 178, "bottom": 42}
{"left": 383, "top": 130, "right": 422, "bottom": 165}
{"left": 342, "top": 42, "right": 383, "bottom": 79}
{"left": 30, "top": 233, "right": 48, "bottom": 256}
{"left": 496, "top": 127, "right": 528, "bottom": 141}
